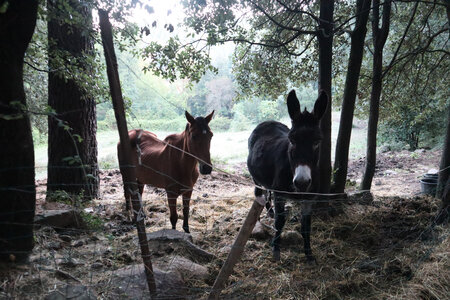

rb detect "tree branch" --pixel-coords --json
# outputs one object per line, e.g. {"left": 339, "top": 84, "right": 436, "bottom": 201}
{"left": 382, "top": 0, "right": 419, "bottom": 77}
{"left": 383, "top": 27, "right": 448, "bottom": 76}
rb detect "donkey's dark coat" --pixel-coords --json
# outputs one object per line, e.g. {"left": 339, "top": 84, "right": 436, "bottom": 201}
{"left": 247, "top": 90, "right": 328, "bottom": 261}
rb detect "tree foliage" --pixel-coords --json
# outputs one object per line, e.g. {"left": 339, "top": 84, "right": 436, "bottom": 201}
{"left": 356, "top": 0, "right": 449, "bottom": 150}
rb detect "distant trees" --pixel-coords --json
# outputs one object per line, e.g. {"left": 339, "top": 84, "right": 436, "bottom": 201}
{"left": 47, "top": 0, "right": 99, "bottom": 200}
{"left": 0, "top": 0, "right": 38, "bottom": 262}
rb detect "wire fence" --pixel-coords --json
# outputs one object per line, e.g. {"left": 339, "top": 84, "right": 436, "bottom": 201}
{"left": 1, "top": 124, "right": 449, "bottom": 299}
{"left": 1, "top": 97, "right": 449, "bottom": 298}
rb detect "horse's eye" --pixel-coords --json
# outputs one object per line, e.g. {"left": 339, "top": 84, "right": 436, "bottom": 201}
{"left": 313, "top": 141, "right": 320, "bottom": 148}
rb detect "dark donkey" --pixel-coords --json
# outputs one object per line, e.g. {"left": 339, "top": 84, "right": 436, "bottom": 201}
{"left": 118, "top": 111, "right": 214, "bottom": 233}
{"left": 247, "top": 90, "right": 328, "bottom": 262}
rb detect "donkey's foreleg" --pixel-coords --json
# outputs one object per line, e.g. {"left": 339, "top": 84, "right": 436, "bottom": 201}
{"left": 167, "top": 192, "right": 178, "bottom": 230}
{"left": 182, "top": 191, "right": 192, "bottom": 233}
{"left": 300, "top": 213, "right": 315, "bottom": 263}
{"left": 272, "top": 196, "right": 287, "bottom": 261}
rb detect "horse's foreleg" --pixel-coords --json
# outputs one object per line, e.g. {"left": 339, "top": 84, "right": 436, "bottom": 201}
{"left": 182, "top": 191, "right": 192, "bottom": 233}
{"left": 167, "top": 192, "right": 178, "bottom": 230}
{"left": 272, "top": 195, "right": 286, "bottom": 261}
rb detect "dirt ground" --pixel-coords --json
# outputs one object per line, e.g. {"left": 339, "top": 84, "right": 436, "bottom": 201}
{"left": 1, "top": 150, "right": 448, "bottom": 299}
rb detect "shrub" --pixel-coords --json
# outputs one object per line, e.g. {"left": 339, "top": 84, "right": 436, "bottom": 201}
{"left": 210, "top": 116, "right": 231, "bottom": 131}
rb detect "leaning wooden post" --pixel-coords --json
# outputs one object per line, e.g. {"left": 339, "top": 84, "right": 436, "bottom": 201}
{"left": 98, "top": 9, "right": 157, "bottom": 296}
{"left": 208, "top": 196, "right": 265, "bottom": 299}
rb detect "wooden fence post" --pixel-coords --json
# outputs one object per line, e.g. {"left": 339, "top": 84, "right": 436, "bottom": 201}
{"left": 98, "top": 9, "right": 157, "bottom": 297}
{"left": 208, "top": 196, "right": 265, "bottom": 299}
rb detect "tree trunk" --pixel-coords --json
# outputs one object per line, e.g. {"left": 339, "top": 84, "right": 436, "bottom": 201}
{"left": 360, "top": 0, "right": 391, "bottom": 191}
{"left": 0, "top": 0, "right": 38, "bottom": 262}
{"left": 436, "top": 104, "right": 450, "bottom": 199}
{"left": 317, "top": 0, "right": 334, "bottom": 194}
{"left": 47, "top": 0, "right": 99, "bottom": 200}
{"left": 332, "top": 0, "right": 371, "bottom": 193}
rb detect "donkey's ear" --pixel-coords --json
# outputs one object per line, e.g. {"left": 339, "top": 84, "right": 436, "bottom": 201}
{"left": 205, "top": 110, "right": 214, "bottom": 124}
{"left": 185, "top": 111, "right": 196, "bottom": 124}
{"left": 287, "top": 90, "right": 301, "bottom": 121}
{"left": 313, "top": 90, "right": 328, "bottom": 120}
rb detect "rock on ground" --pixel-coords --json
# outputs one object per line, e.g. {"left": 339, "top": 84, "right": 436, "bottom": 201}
{"left": 107, "top": 264, "right": 187, "bottom": 299}
{"left": 34, "top": 210, "right": 85, "bottom": 229}
{"left": 251, "top": 220, "right": 271, "bottom": 240}
{"left": 155, "top": 255, "right": 209, "bottom": 281}
{"left": 45, "top": 284, "right": 97, "bottom": 300}
{"left": 145, "top": 229, "right": 215, "bottom": 263}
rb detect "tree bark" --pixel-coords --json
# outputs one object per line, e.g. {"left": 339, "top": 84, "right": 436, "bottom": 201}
{"left": 317, "top": 0, "right": 334, "bottom": 194}
{"left": 436, "top": 104, "right": 450, "bottom": 199}
{"left": 332, "top": 0, "right": 371, "bottom": 193}
{"left": 99, "top": 9, "right": 156, "bottom": 296}
{"left": 360, "top": 0, "right": 391, "bottom": 191}
{"left": 47, "top": 0, "right": 99, "bottom": 200}
{"left": 0, "top": 0, "right": 38, "bottom": 262}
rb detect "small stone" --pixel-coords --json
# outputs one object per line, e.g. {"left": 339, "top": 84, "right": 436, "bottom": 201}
{"left": 119, "top": 252, "right": 134, "bottom": 263}
{"left": 385, "top": 169, "right": 397, "bottom": 176}
{"left": 57, "top": 258, "right": 83, "bottom": 268}
{"left": 251, "top": 221, "right": 269, "bottom": 240}
{"left": 219, "top": 245, "right": 232, "bottom": 254}
{"left": 71, "top": 240, "right": 84, "bottom": 248}
{"left": 91, "top": 262, "right": 103, "bottom": 270}
{"left": 59, "top": 235, "right": 72, "bottom": 242}
{"left": 47, "top": 241, "right": 62, "bottom": 250}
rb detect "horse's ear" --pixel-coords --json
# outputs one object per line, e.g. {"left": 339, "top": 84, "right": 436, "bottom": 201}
{"left": 185, "top": 111, "right": 196, "bottom": 124}
{"left": 313, "top": 90, "right": 328, "bottom": 120}
{"left": 205, "top": 110, "right": 214, "bottom": 124}
{"left": 287, "top": 89, "right": 301, "bottom": 121}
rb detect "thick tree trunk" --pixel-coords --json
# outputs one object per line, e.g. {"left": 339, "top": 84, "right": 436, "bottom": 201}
{"left": 436, "top": 104, "right": 450, "bottom": 199}
{"left": 0, "top": 0, "right": 38, "bottom": 262}
{"left": 360, "top": 0, "right": 391, "bottom": 191}
{"left": 47, "top": 0, "right": 99, "bottom": 200}
{"left": 332, "top": 0, "right": 371, "bottom": 193}
{"left": 317, "top": 0, "right": 334, "bottom": 194}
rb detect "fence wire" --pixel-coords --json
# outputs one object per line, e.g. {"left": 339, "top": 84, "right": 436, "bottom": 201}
{"left": 1, "top": 104, "right": 449, "bottom": 298}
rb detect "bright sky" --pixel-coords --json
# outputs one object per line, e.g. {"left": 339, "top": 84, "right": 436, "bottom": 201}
{"left": 131, "top": 0, "right": 235, "bottom": 67}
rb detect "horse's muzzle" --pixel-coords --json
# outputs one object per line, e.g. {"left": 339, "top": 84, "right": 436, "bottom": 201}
{"left": 199, "top": 162, "right": 212, "bottom": 175}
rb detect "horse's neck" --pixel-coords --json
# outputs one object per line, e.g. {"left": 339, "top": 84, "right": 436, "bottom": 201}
{"left": 168, "top": 131, "right": 197, "bottom": 168}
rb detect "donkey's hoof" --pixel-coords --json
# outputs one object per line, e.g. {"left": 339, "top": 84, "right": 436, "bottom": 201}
{"left": 272, "top": 249, "right": 281, "bottom": 262}
{"left": 267, "top": 207, "right": 275, "bottom": 219}
{"left": 306, "top": 255, "right": 317, "bottom": 265}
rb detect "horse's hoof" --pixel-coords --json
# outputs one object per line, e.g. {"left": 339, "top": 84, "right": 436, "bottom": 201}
{"left": 272, "top": 249, "right": 281, "bottom": 262}
{"left": 183, "top": 227, "right": 190, "bottom": 233}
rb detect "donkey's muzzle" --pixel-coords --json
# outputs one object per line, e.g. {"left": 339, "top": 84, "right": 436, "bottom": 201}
{"left": 199, "top": 163, "right": 212, "bottom": 175}
{"left": 293, "top": 179, "right": 312, "bottom": 192}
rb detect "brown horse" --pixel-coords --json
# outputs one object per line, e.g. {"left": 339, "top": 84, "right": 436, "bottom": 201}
{"left": 118, "top": 111, "right": 214, "bottom": 233}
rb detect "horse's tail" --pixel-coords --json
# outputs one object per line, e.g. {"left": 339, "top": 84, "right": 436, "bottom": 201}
{"left": 117, "top": 129, "right": 142, "bottom": 210}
